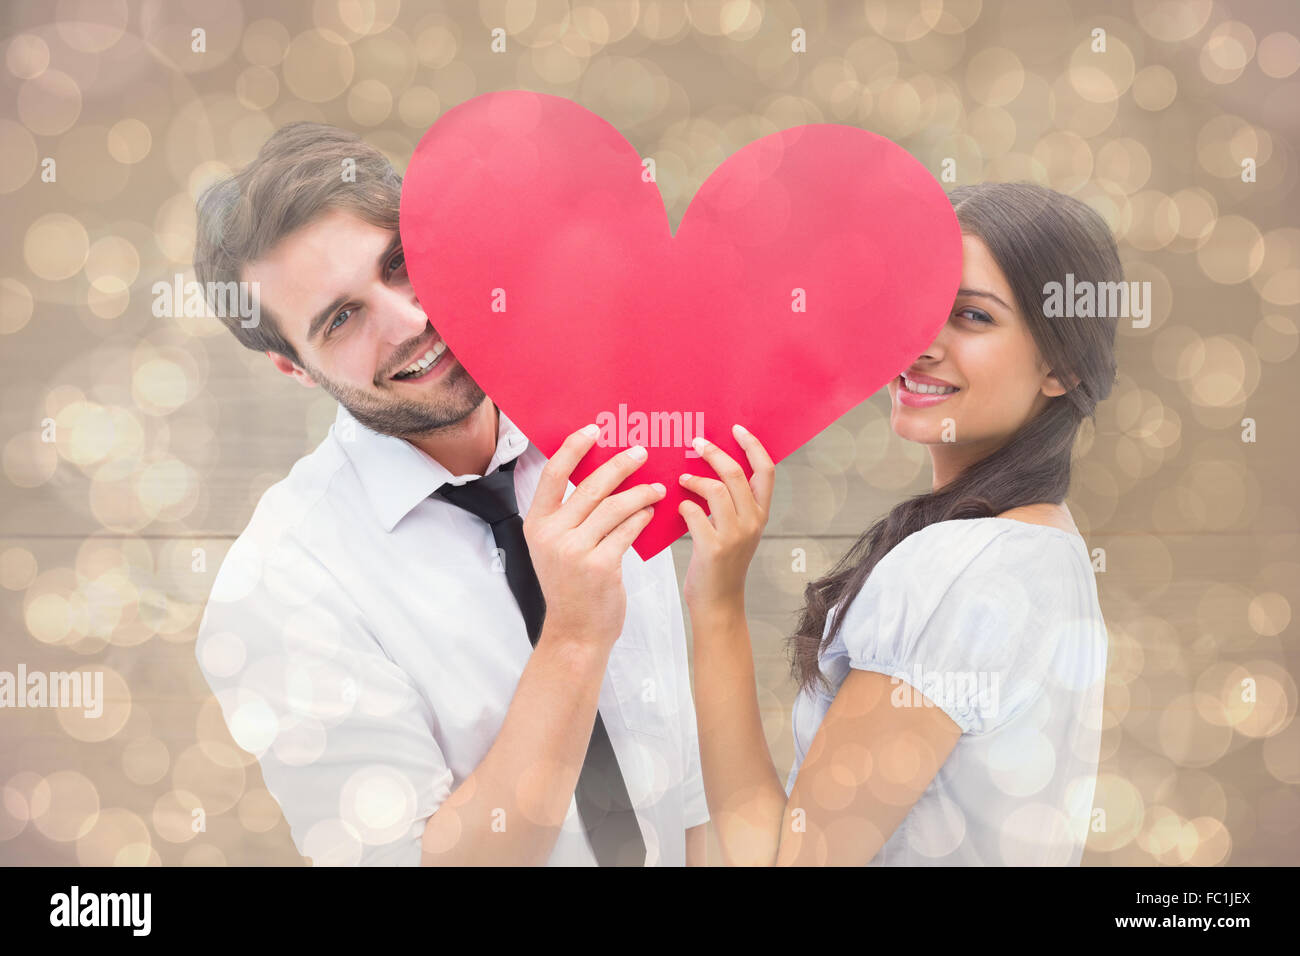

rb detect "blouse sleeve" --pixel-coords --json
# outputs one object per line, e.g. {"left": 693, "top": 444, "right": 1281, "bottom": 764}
{"left": 834, "top": 522, "right": 1076, "bottom": 736}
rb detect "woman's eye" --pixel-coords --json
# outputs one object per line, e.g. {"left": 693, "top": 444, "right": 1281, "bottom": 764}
{"left": 958, "top": 307, "right": 993, "bottom": 324}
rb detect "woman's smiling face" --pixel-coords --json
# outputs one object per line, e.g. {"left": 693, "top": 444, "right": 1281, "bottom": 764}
{"left": 888, "top": 233, "right": 1069, "bottom": 477}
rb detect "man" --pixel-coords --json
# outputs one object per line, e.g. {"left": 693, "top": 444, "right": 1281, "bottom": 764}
{"left": 192, "top": 121, "right": 708, "bottom": 865}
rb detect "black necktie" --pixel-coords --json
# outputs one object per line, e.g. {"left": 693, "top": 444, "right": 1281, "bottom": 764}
{"left": 433, "top": 456, "right": 647, "bottom": 866}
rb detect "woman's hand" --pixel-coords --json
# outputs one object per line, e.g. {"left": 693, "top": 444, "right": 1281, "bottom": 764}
{"left": 678, "top": 424, "right": 775, "bottom": 615}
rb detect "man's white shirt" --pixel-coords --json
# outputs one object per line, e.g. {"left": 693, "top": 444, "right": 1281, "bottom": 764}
{"left": 196, "top": 403, "right": 708, "bottom": 865}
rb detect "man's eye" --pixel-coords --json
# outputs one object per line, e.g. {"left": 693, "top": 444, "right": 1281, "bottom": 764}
{"left": 328, "top": 308, "right": 352, "bottom": 334}
{"left": 387, "top": 250, "right": 406, "bottom": 276}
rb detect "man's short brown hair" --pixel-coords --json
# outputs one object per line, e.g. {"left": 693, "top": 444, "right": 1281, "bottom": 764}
{"left": 193, "top": 122, "right": 402, "bottom": 366}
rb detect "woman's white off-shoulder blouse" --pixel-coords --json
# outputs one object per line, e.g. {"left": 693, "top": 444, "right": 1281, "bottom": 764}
{"left": 786, "top": 517, "right": 1109, "bottom": 865}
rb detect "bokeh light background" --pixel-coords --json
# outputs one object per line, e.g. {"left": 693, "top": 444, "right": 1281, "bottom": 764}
{"left": 1, "top": 0, "right": 1298, "bottom": 866}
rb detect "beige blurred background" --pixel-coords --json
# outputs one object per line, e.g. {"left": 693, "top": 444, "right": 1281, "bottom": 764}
{"left": 1, "top": 0, "right": 1297, "bottom": 866}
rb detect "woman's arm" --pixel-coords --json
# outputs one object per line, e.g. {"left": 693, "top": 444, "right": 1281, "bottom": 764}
{"left": 686, "top": 588, "right": 962, "bottom": 865}
{"left": 678, "top": 427, "right": 785, "bottom": 865}
{"left": 680, "top": 426, "right": 962, "bottom": 865}
{"left": 776, "top": 668, "right": 961, "bottom": 864}
{"left": 687, "top": 594, "right": 789, "bottom": 866}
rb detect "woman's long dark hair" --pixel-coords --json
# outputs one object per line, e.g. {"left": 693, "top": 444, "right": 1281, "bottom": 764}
{"left": 788, "top": 182, "right": 1122, "bottom": 696}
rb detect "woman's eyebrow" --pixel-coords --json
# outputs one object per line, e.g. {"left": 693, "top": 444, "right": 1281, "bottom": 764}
{"left": 956, "top": 287, "right": 1011, "bottom": 311}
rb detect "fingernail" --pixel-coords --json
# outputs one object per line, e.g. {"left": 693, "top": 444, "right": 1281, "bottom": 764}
{"left": 679, "top": 473, "right": 692, "bottom": 482}
{"left": 626, "top": 444, "right": 647, "bottom": 460}
{"left": 692, "top": 436, "right": 708, "bottom": 451}
{"left": 733, "top": 423, "right": 750, "bottom": 438}
{"left": 581, "top": 423, "right": 599, "bottom": 438}
{"left": 651, "top": 482, "right": 665, "bottom": 494}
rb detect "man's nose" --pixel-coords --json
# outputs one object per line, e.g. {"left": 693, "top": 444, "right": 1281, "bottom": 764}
{"left": 374, "top": 282, "right": 428, "bottom": 342}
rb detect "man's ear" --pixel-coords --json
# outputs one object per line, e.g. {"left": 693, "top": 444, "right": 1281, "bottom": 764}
{"left": 267, "top": 350, "right": 317, "bottom": 388}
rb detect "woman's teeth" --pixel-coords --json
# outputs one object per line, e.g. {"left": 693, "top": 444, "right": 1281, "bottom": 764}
{"left": 393, "top": 341, "right": 447, "bottom": 379}
{"left": 902, "top": 375, "right": 958, "bottom": 395}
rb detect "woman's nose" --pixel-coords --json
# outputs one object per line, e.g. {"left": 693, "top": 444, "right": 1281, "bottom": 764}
{"left": 915, "top": 323, "right": 950, "bottom": 361}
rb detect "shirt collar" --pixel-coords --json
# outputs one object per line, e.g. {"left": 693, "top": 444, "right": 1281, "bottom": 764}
{"left": 335, "top": 402, "right": 532, "bottom": 533}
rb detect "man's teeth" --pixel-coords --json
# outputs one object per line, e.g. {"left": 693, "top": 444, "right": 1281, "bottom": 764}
{"left": 395, "top": 341, "right": 447, "bottom": 378}
{"left": 902, "top": 376, "right": 958, "bottom": 395}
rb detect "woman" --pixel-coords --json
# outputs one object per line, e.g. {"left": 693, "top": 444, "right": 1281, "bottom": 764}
{"left": 678, "top": 182, "right": 1118, "bottom": 866}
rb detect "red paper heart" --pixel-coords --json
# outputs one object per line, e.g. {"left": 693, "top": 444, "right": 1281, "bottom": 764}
{"left": 400, "top": 91, "right": 962, "bottom": 558}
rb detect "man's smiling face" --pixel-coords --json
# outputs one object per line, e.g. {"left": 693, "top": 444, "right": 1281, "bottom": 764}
{"left": 247, "top": 206, "right": 485, "bottom": 438}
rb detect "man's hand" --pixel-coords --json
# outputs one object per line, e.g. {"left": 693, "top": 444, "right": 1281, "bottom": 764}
{"left": 524, "top": 424, "right": 666, "bottom": 650}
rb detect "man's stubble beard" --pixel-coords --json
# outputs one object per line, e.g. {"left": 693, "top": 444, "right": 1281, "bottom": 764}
{"left": 304, "top": 358, "right": 488, "bottom": 439}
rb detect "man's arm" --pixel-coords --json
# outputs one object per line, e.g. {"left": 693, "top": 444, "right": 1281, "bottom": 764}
{"left": 202, "top": 552, "right": 629, "bottom": 867}
{"left": 422, "top": 427, "right": 665, "bottom": 864}
{"left": 199, "top": 428, "right": 662, "bottom": 867}
{"left": 420, "top": 623, "right": 610, "bottom": 865}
